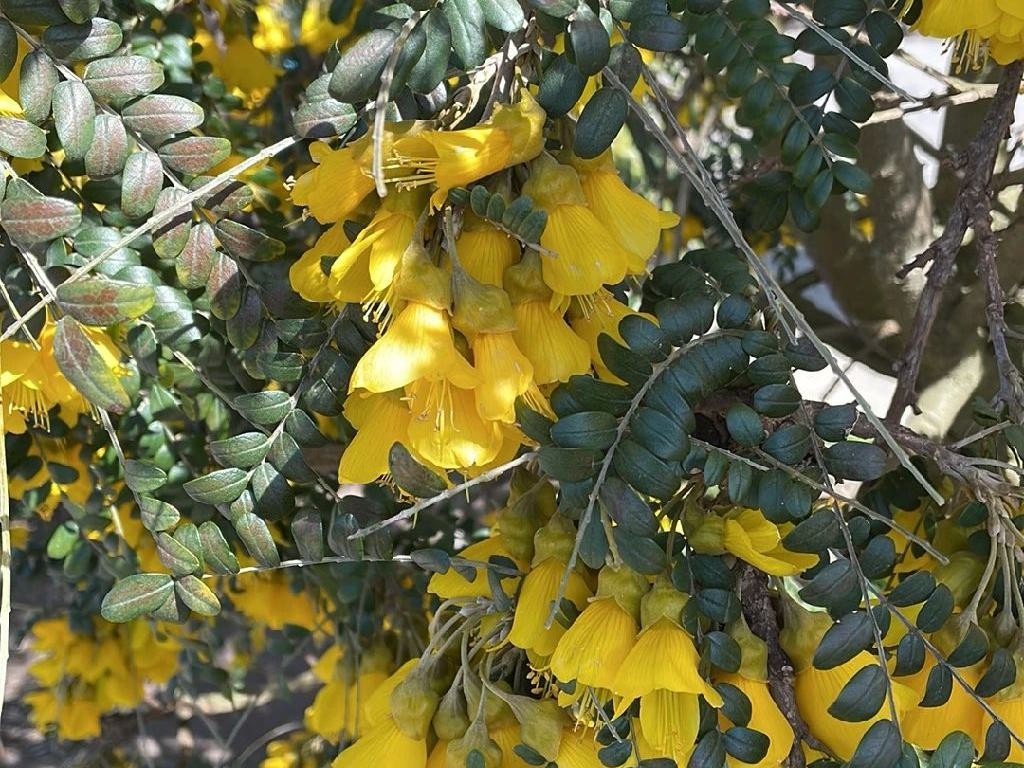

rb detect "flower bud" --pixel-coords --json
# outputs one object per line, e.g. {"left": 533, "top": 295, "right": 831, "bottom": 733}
{"left": 433, "top": 685, "right": 470, "bottom": 741}
{"left": 640, "top": 578, "right": 689, "bottom": 628}
{"left": 778, "top": 597, "right": 832, "bottom": 672}
{"left": 531, "top": 514, "right": 576, "bottom": 567}
{"left": 390, "top": 665, "right": 441, "bottom": 740}
{"left": 595, "top": 564, "right": 648, "bottom": 618}
{"left": 503, "top": 250, "right": 550, "bottom": 304}
{"left": 686, "top": 515, "right": 726, "bottom": 556}
{"left": 451, "top": 267, "right": 517, "bottom": 336}
{"left": 446, "top": 717, "right": 503, "bottom": 768}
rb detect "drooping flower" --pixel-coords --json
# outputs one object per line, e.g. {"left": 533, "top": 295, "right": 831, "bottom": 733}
{"left": 611, "top": 581, "right": 723, "bottom": 764}
{"left": 716, "top": 619, "right": 794, "bottom": 767}
{"left": 907, "top": 0, "right": 1024, "bottom": 64}
{"left": 721, "top": 508, "right": 820, "bottom": 577}
{"left": 450, "top": 265, "right": 545, "bottom": 424}
{"left": 549, "top": 565, "right": 647, "bottom": 701}
{"left": 508, "top": 515, "right": 593, "bottom": 659}
{"left": 569, "top": 152, "right": 679, "bottom": 275}
{"left": 300, "top": 0, "right": 357, "bottom": 53}
{"left": 390, "top": 92, "right": 547, "bottom": 208}
{"left": 305, "top": 644, "right": 393, "bottom": 742}
{"left": 521, "top": 154, "right": 629, "bottom": 297}
{"left": 900, "top": 655, "right": 985, "bottom": 751}
{"left": 505, "top": 252, "right": 591, "bottom": 385}
{"left": 454, "top": 212, "right": 522, "bottom": 287}
{"left": 338, "top": 391, "right": 414, "bottom": 485}
{"left": 405, "top": 377, "right": 503, "bottom": 471}
{"left": 569, "top": 289, "right": 657, "bottom": 384}
{"left": 292, "top": 136, "right": 378, "bottom": 225}
{"left": 193, "top": 30, "right": 281, "bottom": 105}
{"left": 289, "top": 222, "right": 355, "bottom": 304}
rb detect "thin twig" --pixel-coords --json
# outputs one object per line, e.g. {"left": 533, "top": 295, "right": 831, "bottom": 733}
{"left": 887, "top": 61, "right": 1024, "bottom": 420}
{"left": 0, "top": 342, "right": 10, "bottom": 733}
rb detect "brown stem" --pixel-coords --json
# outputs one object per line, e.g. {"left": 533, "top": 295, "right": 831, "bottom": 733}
{"left": 887, "top": 60, "right": 1024, "bottom": 420}
{"left": 738, "top": 564, "right": 830, "bottom": 767}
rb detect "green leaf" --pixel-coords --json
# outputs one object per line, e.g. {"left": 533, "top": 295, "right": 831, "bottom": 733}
{"left": 83, "top": 55, "right": 165, "bottom": 103}
{"left": 251, "top": 461, "right": 294, "bottom": 520}
{"left": 477, "top": 0, "right": 524, "bottom": 32}
{"left": 124, "top": 459, "right": 167, "bottom": 493}
{"left": 828, "top": 664, "right": 887, "bottom": 721}
{"left": 722, "top": 727, "right": 769, "bottom": 764}
{"left": 947, "top": 624, "right": 988, "bottom": 668}
{"left": 183, "top": 467, "right": 250, "bottom": 505}
{"left": 0, "top": 19, "right": 15, "bottom": 81}
{"left": 915, "top": 584, "right": 953, "bottom": 632}
{"left": 121, "top": 150, "right": 164, "bottom": 219}
{"left": 612, "top": 529, "right": 667, "bottom": 576}
{"left": 55, "top": 0, "right": 98, "bottom": 23}
{"left": 920, "top": 662, "right": 952, "bottom": 708}
{"left": 268, "top": 431, "right": 315, "bottom": 483}
{"left": 411, "top": 548, "right": 452, "bottom": 574}
{"left": 235, "top": 391, "right": 293, "bottom": 425}
{"left": 389, "top": 443, "right": 447, "bottom": 497}
{"left": 52, "top": 80, "right": 96, "bottom": 161}
{"left": 568, "top": 3, "right": 610, "bottom": 76}
{"left": 631, "top": 407, "right": 690, "bottom": 462}
{"left": 216, "top": 219, "right": 285, "bottom": 262}
{"left": 823, "top": 441, "right": 888, "bottom": 482}
{"left": 19, "top": 49, "right": 59, "bottom": 124}
{"left": 551, "top": 411, "right": 618, "bottom": 450}
{"left": 198, "top": 521, "right": 240, "bottom": 574}
{"left": 976, "top": 648, "right": 1016, "bottom": 697}
{"left": 444, "top": 0, "right": 487, "bottom": 69}
{"left": 52, "top": 316, "right": 131, "bottom": 413}
{"left": 158, "top": 136, "right": 231, "bottom": 175}
{"left": 139, "top": 496, "right": 180, "bottom": 532}
{"left": 696, "top": 588, "right": 741, "bottom": 623}
{"left": 813, "top": 611, "right": 874, "bottom": 669}
{"left": 628, "top": 13, "right": 689, "bottom": 52}
{"left": 574, "top": 86, "right": 627, "bottom": 159}
{"left": 57, "top": 277, "right": 155, "bottom": 326}
{"left": 43, "top": 19, "right": 123, "bottom": 61}
{"left": 176, "top": 222, "right": 216, "bottom": 289}
{"left": 85, "top": 113, "right": 129, "bottom": 177}
{"left": 234, "top": 512, "right": 281, "bottom": 567}
{"left": 753, "top": 383, "right": 800, "bottom": 417}
{"left": 328, "top": 28, "right": 397, "bottom": 102}
{"left": 46, "top": 520, "right": 79, "bottom": 559}
{"left": 889, "top": 571, "right": 935, "bottom": 607}
{"left": 612, "top": 439, "right": 680, "bottom": 500}
{"left": 209, "top": 432, "right": 270, "bottom": 469}
{"left": 930, "top": 731, "right": 976, "bottom": 768}
{"left": 0, "top": 116, "right": 47, "bottom": 159}
{"left": 291, "top": 508, "right": 324, "bottom": 563}
{"left": 537, "top": 54, "right": 587, "bottom": 118}
{"left": 705, "top": 631, "right": 742, "bottom": 674}
{"left": 783, "top": 508, "right": 839, "bottom": 553}
{"left": 101, "top": 574, "right": 174, "bottom": 622}
{"left": 848, "top": 720, "right": 902, "bottom": 768}
{"left": 121, "top": 94, "right": 205, "bottom": 139}
{"left": 789, "top": 67, "right": 835, "bottom": 105}
{"left": 1, "top": 195, "right": 81, "bottom": 244}
{"left": 175, "top": 575, "right": 221, "bottom": 616}
{"left": 156, "top": 531, "right": 201, "bottom": 576}
{"left": 152, "top": 187, "right": 192, "bottom": 259}
{"left": 762, "top": 424, "right": 811, "bottom": 465}
{"left": 600, "top": 476, "right": 656, "bottom": 536}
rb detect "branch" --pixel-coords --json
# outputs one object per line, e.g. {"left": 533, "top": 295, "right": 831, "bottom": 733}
{"left": 887, "top": 61, "right": 1024, "bottom": 420}
{"left": 738, "top": 565, "right": 830, "bottom": 767}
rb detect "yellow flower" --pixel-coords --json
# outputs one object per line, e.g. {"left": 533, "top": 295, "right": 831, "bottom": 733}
{"left": 611, "top": 582, "right": 723, "bottom": 763}
{"left": 901, "top": 656, "right": 984, "bottom": 751}
{"left": 717, "top": 673, "right": 793, "bottom": 767}
{"left": 253, "top": 1, "right": 295, "bottom": 55}
{"left": 406, "top": 377, "right": 503, "bottom": 470}
{"left": 549, "top": 565, "right": 647, "bottom": 696}
{"left": 521, "top": 154, "right": 629, "bottom": 297}
{"left": 331, "top": 188, "right": 427, "bottom": 297}
{"left": 512, "top": 299, "right": 591, "bottom": 385}
{"left": 292, "top": 137, "right": 378, "bottom": 225}
{"left": 1, "top": 318, "right": 123, "bottom": 434}
{"left": 300, "top": 0, "right": 357, "bottom": 53}
{"left": 552, "top": 728, "right": 607, "bottom": 768}
{"left": 428, "top": 534, "right": 524, "bottom": 599}
{"left": 569, "top": 290, "right": 656, "bottom": 384}
{"left": 305, "top": 646, "right": 391, "bottom": 742}
{"left": 569, "top": 152, "right": 679, "bottom": 275}
{"left": 908, "top": 0, "right": 1024, "bottom": 64}
{"left": 229, "top": 572, "right": 320, "bottom": 631}
{"left": 194, "top": 30, "right": 280, "bottom": 105}
{"left": 331, "top": 718, "right": 428, "bottom": 768}
{"left": 508, "top": 517, "right": 593, "bottom": 659}
{"left": 349, "top": 301, "right": 478, "bottom": 394}
{"left": 57, "top": 695, "right": 102, "bottom": 741}
{"left": 454, "top": 213, "right": 521, "bottom": 287}
{"left": 721, "top": 508, "right": 819, "bottom": 577}
{"left": 289, "top": 222, "right": 352, "bottom": 304}
{"left": 986, "top": 679, "right": 1024, "bottom": 762}
{"left": 338, "top": 391, "right": 414, "bottom": 485}
{"left": 390, "top": 92, "right": 547, "bottom": 208}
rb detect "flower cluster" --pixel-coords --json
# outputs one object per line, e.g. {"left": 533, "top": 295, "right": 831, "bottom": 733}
{"left": 289, "top": 92, "right": 679, "bottom": 482}
{"left": 907, "top": 0, "right": 1024, "bottom": 64}
{"left": 24, "top": 617, "right": 180, "bottom": 741}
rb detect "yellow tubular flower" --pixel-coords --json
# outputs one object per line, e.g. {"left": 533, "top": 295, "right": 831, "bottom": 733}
{"left": 549, "top": 565, "right": 647, "bottom": 696}
{"left": 611, "top": 581, "right": 722, "bottom": 762}
{"left": 58, "top": 696, "right": 102, "bottom": 741}
{"left": 569, "top": 152, "right": 680, "bottom": 275}
{"left": 506, "top": 251, "right": 591, "bottom": 385}
{"left": 569, "top": 290, "right": 657, "bottom": 384}
{"left": 901, "top": 656, "right": 984, "bottom": 750}
{"left": 305, "top": 646, "right": 391, "bottom": 742}
{"left": 331, "top": 718, "right": 428, "bottom": 768}
{"left": 521, "top": 154, "right": 629, "bottom": 296}
{"left": 509, "top": 517, "right": 593, "bottom": 659}
{"left": 332, "top": 188, "right": 428, "bottom": 296}
{"left": 554, "top": 728, "right": 607, "bottom": 768}
{"left": 338, "top": 391, "right": 413, "bottom": 485}
{"left": 721, "top": 508, "right": 819, "bottom": 577}
{"left": 292, "top": 137, "right": 377, "bottom": 225}
{"left": 454, "top": 213, "right": 522, "bottom": 287}
{"left": 717, "top": 673, "right": 793, "bottom": 767}
{"left": 406, "top": 378, "right": 503, "bottom": 470}
{"left": 428, "top": 534, "right": 524, "bottom": 599}
{"left": 301, "top": 0, "right": 357, "bottom": 53}
{"left": 193, "top": 30, "right": 280, "bottom": 105}
{"left": 253, "top": 1, "right": 294, "bottom": 54}
{"left": 289, "top": 222, "right": 354, "bottom": 304}
{"left": 391, "top": 92, "right": 547, "bottom": 209}
{"left": 909, "top": 0, "right": 1024, "bottom": 64}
